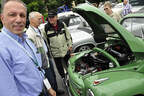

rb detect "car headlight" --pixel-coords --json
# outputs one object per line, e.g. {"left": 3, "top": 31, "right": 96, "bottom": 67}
{"left": 87, "top": 89, "right": 94, "bottom": 96}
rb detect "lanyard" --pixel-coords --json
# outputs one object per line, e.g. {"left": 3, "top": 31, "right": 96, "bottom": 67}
{"left": 30, "top": 26, "right": 41, "bottom": 36}
{"left": 3, "top": 32, "right": 43, "bottom": 72}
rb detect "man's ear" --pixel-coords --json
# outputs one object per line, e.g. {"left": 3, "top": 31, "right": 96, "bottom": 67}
{"left": 0, "top": 14, "right": 4, "bottom": 24}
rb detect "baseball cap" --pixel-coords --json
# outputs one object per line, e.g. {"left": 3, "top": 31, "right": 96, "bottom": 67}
{"left": 48, "top": 10, "right": 57, "bottom": 18}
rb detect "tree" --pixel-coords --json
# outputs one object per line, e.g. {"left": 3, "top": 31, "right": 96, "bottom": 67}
{"left": 22, "top": 0, "right": 46, "bottom": 14}
{"left": 45, "top": 0, "right": 85, "bottom": 11}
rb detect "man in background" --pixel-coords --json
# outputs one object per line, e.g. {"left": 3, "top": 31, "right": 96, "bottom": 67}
{"left": 104, "top": 1, "right": 121, "bottom": 22}
{"left": 26, "top": 11, "right": 64, "bottom": 95}
{"left": 122, "top": 0, "right": 132, "bottom": 16}
{"left": 45, "top": 10, "right": 72, "bottom": 80}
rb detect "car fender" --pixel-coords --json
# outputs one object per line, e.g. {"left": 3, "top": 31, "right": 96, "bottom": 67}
{"left": 84, "top": 71, "right": 144, "bottom": 96}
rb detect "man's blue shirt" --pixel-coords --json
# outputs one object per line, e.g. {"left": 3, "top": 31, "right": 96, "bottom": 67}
{"left": 0, "top": 27, "right": 43, "bottom": 96}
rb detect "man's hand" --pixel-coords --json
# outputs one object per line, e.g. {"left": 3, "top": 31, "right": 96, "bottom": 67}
{"left": 68, "top": 46, "right": 73, "bottom": 57}
{"left": 68, "top": 46, "right": 72, "bottom": 52}
{"left": 48, "top": 88, "right": 56, "bottom": 96}
{"left": 70, "top": 53, "right": 75, "bottom": 57}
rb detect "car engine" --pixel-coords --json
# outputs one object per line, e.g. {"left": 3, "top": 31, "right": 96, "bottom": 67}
{"left": 75, "top": 51, "right": 114, "bottom": 75}
{"left": 105, "top": 43, "right": 134, "bottom": 66}
{"left": 75, "top": 43, "right": 134, "bottom": 75}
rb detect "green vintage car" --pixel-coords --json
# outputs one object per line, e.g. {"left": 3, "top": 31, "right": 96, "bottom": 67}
{"left": 67, "top": 3, "right": 144, "bottom": 96}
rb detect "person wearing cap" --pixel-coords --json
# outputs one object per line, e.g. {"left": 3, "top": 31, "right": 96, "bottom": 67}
{"left": 44, "top": 10, "right": 72, "bottom": 80}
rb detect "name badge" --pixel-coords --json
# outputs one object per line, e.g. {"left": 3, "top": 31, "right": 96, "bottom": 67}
{"left": 43, "top": 78, "right": 51, "bottom": 89}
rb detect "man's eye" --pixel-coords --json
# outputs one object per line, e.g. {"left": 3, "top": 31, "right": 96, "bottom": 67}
{"left": 20, "top": 14, "right": 26, "bottom": 18}
{"left": 9, "top": 13, "right": 16, "bottom": 17}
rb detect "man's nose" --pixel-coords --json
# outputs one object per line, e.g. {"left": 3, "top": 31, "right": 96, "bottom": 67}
{"left": 15, "top": 15, "right": 22, "bottom": 22}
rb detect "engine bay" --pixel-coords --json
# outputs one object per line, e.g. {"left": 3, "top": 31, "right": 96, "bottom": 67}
{"left": 75, "top": 40, "right": 135, "bottom": 75}
{"left": 75, "top": 51, "right": 113, "bottom": 75}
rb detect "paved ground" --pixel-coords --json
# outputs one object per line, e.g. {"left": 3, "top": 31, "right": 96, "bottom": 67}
{"left": 52, "top": 59, "right": 69, "bottom": 96}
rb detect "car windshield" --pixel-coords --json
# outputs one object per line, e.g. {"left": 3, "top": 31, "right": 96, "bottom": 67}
{"left": 129, "top": 0, "right": 144, "bottom": 6}
{"left": 69, "top": 16, "right": 82, "bottom": 26}
{"left": 121, "top": 17, "right": 144, "bottom": 38}
{"left": 58, "top": 12, "right": 91, "bottom": 32}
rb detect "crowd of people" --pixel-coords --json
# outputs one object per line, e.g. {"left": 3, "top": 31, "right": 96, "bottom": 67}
{"left": 0, "top": 0, "right": 132, "bottom": 96}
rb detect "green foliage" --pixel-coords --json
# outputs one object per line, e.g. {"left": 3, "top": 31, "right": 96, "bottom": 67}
{"left": 75, "top": 0, "right": 85, "bottom": 4}
{"left": 46, "top": 0, "right": 59, "bottom": 11}
{"left": 0, "top": 22, "right": 2, "bottom": 29}
{"left": 22, "top": 0, "right": 46, "bottom": 14}
{"left": 0, "top": 1, "right": 1, "bottom": 13}
{"left": 21, "top": 0, "right": 88, "bottom": 20}
{"left": 46, "top": 0, "right": 85, "bottom": 11}
{"left": 0, "top": 0, "right": 87, "bottom": 29}
{"left": 21, "top": 0, "right": 87, "bottom": 14}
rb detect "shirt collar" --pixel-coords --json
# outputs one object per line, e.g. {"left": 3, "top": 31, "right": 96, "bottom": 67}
{"left": 30, "top": 26, "right": 41, "bottom": 36}
{"left": 2, "top": 27, "right": 27, "bottom": 43}
{"left": 30, "top": 26, "right": 39, "bottom": 33}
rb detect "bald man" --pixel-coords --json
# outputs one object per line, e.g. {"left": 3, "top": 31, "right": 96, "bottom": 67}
{"left": 26, "top": 11, "right": 57, "bottom": 96}
{"left": 0, "top": 0, "right": 44, "bottom": 96}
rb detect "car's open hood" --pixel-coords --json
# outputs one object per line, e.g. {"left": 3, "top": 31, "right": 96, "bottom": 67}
{"left": 73, "top": 3, "right": 144, "bottom": 53}
{"left": 84, "top": 71, "right": 144, "bottom": 96}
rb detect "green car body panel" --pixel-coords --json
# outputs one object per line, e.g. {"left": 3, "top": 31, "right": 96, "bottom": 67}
{"left": 67, "top": 3, "right": 144, "bottom": 96}
{"left": 84, "top": 71, "right": 144, "bottom": 96}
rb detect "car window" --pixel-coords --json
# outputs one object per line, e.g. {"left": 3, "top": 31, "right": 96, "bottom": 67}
{"left": 122, "top": 17, "right": 144, "bottom": 26}
{"left": 69, "top": 16, "right": 82, "bottom": 26}
{"left": 129, "top": 0, "right": 144, "bottom": 6}
{"left": 121, "top": 17, "right": 144, "bottom": 38}
{"left": 58, "top": 13, "right": 87, "bottom": 27}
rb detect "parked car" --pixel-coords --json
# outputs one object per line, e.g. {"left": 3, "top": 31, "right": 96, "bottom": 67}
{"left": 58, "top": 11, "right": 91, "bottom": 31}
{"left": 120, "top": 13, "right": 144, "bottom": 38}
{"left": 66, "top": 3, "right": 144, "bottom": 96}
{"left": 58, "top": 11, "right": 97, "bottom": 52}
